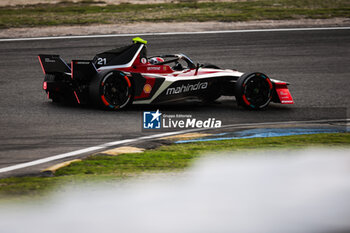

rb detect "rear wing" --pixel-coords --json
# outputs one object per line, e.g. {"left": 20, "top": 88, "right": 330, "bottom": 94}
{"left": 38, "top": 54, "right": 71, "bottom": 74}
{"left": 71, "top": 60, "right": 97, "bottom": 81}
{"left": 39, "top": 55, "right": 97, "bottom": 81}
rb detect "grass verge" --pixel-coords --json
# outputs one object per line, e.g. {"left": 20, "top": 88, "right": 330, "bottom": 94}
{"left": 0, "top": 132, "right": 350, "bottom": 199}
{"left": 0, "top": 0, "right": 349, "bottom": 29}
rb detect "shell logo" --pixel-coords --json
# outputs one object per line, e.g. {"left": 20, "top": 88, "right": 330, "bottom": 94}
{"left": 143, "top": 84, "right": 152, "bottom": 94}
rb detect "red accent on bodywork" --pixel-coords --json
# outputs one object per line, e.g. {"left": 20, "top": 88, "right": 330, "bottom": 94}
{"left": 101, "top": 95, "right": 109, "bottom": 106}
{"left": 74, "top": 91, "right": 81, "bottom": 104}
{"left": 38, "top": 56, "right": 46, "bottom": 74}
{"left": 266, "top": 78, "right": 273, "bottom": 89}
{"left": 118, "top": 65, "right": 173, "bottom": 74}
{"left": 132, "top": 53, "right": 142, "bottom": 66}
{"left": 242, "top": 94, "right": 250, "bottom": 105}
{"left": 124, "top": 76, "right": 131, "bottom": 87}
{"left": 275, "top": 84, "right": 294, "bottom": 104}
{"left": 134, "top": 77, "right": 156, "bottom": 100}
{"left": 117, "top": 64, "right": 220, "bottom": 76}
{"left": 274, "top": 81, "right": 287, "bottom": 85}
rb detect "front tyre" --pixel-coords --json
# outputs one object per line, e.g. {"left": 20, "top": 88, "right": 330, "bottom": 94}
{"left": 89, "top": 70, "right": 133, "bottom": 110}
{"left": 235, "top": 72, "right": 273, "bottom": 110}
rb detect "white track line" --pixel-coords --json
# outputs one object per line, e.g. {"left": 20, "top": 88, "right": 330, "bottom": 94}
{"left": 0, "top": 118, "right": 348, "bottom": 174}
{"left": 0, "top": 27, "right": 349, "bottom": 42}
{"left": 0, "top": 129, "right": 203, "bottom": 173}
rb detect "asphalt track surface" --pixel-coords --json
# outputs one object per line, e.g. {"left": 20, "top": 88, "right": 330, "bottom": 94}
{"left": 0, "top": 29, "right": 349, "bottom": 177}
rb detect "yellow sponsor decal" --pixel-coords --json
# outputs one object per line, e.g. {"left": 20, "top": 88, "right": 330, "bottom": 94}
{"left": 143, "top": 84, "right": 152, "bottom": 94}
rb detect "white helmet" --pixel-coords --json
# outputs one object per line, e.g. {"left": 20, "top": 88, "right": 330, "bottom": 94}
{"left": 149, "top": 57, "right": 164, "bottom": 65}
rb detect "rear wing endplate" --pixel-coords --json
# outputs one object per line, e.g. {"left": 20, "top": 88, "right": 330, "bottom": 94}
{"left": 38, "top": 54, "right": 71, "bottom": 74}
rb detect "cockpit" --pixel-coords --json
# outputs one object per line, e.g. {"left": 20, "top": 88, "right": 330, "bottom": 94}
{"left": 148, "top": 54, "right": 196, "bottom": 71}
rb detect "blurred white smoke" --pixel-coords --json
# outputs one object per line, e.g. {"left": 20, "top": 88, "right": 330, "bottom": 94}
{"left": 1, "top": 148, "right": 350, "bottom": 233}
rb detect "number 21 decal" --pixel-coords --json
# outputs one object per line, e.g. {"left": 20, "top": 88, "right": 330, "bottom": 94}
{"left": 97, "top": 58, "right": 107, "bottom": 65}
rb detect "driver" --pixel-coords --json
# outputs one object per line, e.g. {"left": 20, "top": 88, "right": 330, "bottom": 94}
{"left": 149, "top": 57, "right": 164, "bottom": 65}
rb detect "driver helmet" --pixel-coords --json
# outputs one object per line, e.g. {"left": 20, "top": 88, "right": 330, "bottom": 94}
{"left": 149, "top": 57, "right": 164, "bottom": 65}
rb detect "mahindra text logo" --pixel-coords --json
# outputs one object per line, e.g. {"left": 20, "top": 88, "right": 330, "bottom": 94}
{"left": 166, "top": 82, "right": 208, "bottom": 95}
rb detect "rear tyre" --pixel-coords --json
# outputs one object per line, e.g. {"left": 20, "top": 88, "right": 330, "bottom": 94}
{"left": 89, "top": 70, "right": 133, "bottom": 110}
{"left": 235, "top": 72, "right": 273, "bottom": 110}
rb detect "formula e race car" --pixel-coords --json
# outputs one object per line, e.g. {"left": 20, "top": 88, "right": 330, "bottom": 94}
{"left": 38, "top": 37, "right": 293, "bottom": 110}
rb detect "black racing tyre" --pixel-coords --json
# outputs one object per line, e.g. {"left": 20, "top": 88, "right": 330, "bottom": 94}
{"left": 89, "top": 70, "right": 133, "bottom": 110}
{"left": 235, "top": 72, "right": 273, "bottom": 110}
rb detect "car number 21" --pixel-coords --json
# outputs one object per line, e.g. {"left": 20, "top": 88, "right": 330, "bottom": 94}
{"left": 97, "top": 58, "right": 107, "bottom": 65}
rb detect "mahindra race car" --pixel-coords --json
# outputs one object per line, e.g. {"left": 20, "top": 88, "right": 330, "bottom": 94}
{"left": 38, "top": 37, "right": 293, "bottom": 110}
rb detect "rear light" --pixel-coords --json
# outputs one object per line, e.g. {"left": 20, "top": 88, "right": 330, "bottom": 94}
{"left": 43, "top": 81, "right": 47, "bottom": 90}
